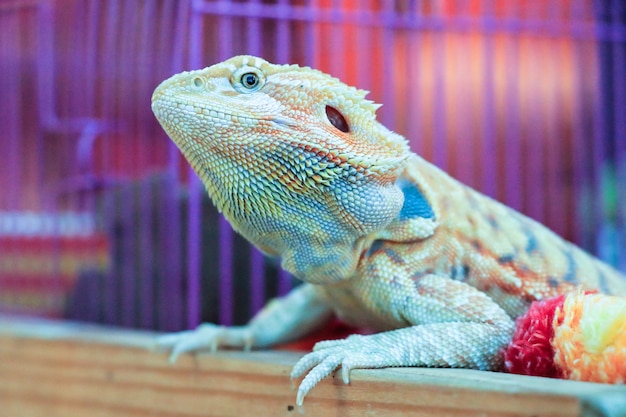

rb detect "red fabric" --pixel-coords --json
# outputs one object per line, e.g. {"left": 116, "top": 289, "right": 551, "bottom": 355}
{"left": 277, "top": 318, "right": 361, "bottom": 351}
{"left": 503, "top": 295, "right": 566, "bottom": 378}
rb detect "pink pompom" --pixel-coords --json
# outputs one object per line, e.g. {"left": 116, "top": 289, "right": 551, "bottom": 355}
{"left": 503, "top": 295, "right": 566, "bottom": 378}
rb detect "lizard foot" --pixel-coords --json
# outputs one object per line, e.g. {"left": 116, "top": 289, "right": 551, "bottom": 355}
{"left": 155, "top": 323, "right": 254, "bottom": 363}
{"left": 290, "top": 333, "right": 400, "bottom": 406}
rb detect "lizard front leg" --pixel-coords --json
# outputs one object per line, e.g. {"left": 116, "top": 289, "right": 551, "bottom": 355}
{"left": 291, "top": 275, "right": 515, "bottom": 405}
{"left": 157, "top": 283, "right": 333, "bottom": 361}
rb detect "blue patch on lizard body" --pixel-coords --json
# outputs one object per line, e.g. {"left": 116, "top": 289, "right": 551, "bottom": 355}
{"left": 398, "top": 181, "right": 434, "bottom": 220}
{"left": 562, "top": 250, "right": 578, "bottom": 284}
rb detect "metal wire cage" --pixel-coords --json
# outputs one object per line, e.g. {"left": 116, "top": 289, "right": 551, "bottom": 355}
{"left": 0, "top": 0, "right": 624, "bottom": 331}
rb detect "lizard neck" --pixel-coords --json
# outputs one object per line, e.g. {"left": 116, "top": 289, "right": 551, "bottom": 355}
{"left": 279, "top": 156, "right": 443, "bottom": 284}
{"left": 200, "top": 158, "right": 391, "bottom": 284}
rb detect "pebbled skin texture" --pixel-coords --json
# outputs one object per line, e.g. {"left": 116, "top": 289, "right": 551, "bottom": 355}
{"left": 151, "top": 55, "right": 626, "bottom": 406}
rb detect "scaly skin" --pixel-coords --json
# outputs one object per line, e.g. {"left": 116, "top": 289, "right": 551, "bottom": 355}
{"left": 151, "top": 56, "right": 626, "bottom": 406}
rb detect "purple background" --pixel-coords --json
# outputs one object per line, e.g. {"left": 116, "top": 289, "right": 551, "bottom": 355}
{"left": 0, "top": 0, "right": 624, "bottom": 331}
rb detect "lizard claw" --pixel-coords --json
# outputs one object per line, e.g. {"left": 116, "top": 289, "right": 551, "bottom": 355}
{"left": 155, "top": 323, "right": 253, "bottom": 363}
{"left": 292, "top": 351, "right": 342, "bottom": 407}
{"left": 290, "top": 334, "right": 392, "bottom": 406}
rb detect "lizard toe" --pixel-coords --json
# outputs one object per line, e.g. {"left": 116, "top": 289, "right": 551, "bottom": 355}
{"left": 155, "top": 323, "right": 230, "bottom": 363}
{"left": 312, "top": 333, "right": 364, "bottom": 351}
{"left": 292, "top": 336, "right": 394, "bottom": 404}
{"left": 294, "top": 353, "right": 344, "bottom": 406}
{"left": 340, "top": 353, "right": 370, "bottom": 384}
{"left": 291, "top": 349, "right": 330, "bottom": 379}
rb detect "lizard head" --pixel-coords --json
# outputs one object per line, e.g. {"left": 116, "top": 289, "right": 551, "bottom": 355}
{"left": 152, "top": 55, "right": 411, "bottom": 283}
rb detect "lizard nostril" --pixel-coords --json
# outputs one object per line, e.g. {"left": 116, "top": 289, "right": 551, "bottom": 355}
{"left": 193, "top": 77, "right": 203, "bottom": 88}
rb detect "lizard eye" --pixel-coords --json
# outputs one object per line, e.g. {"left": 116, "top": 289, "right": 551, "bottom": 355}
{"left": 241, "top": 73, "right": 259, "bottom": 89}
{"left": 326, "top": 105, "right": 350, "bottom": 133}
{"left": 231, "top": 66, "right": 265, "bottom": 93}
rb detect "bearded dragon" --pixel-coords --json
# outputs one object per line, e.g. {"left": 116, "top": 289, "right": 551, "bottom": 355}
{"left": 151, "top": 55, "right": 626, "bottom": 406}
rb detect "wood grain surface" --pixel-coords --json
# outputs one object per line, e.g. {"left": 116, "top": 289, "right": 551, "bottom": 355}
{"left": 0, "top": 316, "right": 624, "bottom": 417}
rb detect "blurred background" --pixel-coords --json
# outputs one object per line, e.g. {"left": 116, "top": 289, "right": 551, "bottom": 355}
{"left": 0, "top": 0, "right": 624, "bottom": 332}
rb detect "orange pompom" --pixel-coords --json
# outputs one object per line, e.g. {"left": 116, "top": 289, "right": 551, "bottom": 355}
{"left": 505, "top": 291, "right": 626, "bottom": 384}
{"left": 552, "top": 292, "right": 626, "bottom": 383}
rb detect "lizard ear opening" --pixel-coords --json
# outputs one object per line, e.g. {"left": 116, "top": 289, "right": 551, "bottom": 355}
{"left": 326, "top": 105, "right": 350, "bottom": 133}
{"left": 398, "top": 180, "right": 435, "bottom": 220}
{"left": 373, "top": 179, "right": 439, "bottom": 242}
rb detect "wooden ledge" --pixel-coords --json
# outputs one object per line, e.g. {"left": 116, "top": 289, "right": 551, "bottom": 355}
{"left": 0, "top": 316, "right": 625, "bottom": 417}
